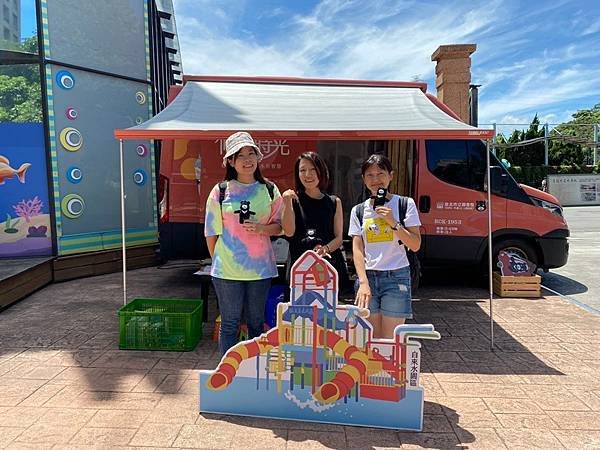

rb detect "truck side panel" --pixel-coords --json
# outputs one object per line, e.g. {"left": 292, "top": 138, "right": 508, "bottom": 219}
{"left": 416, "top": 139, "right": 507, "bottom": 265}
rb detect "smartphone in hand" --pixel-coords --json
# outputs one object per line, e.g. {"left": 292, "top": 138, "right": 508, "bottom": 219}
{"left": 373, "top": 188, "right": 387, "bottom": 207}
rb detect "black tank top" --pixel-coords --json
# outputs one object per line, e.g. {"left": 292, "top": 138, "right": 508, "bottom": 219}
{"left": 288, "top": 192, "right": 337, "bottom": 264}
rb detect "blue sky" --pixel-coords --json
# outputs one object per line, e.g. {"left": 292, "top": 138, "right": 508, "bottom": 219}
{"left": 172, "top": 0, "right": 600, "bottom": 130}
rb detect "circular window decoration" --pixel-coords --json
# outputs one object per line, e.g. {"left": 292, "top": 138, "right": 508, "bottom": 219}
{"left": 61, "top": 194, "right": 85, "bottom": 219}
{"left": 133, "top": 169, "right": 147, "bottom": 186}
{"left": 135, "top": 91, "right": 146, "bottom": 104}
{"left": 136, "top": 144, "right": 148, "bottom": 157}
{"left": 135, "top": 116, "right": 144, "bottom": 125}
{"left": 56, "top": 70, "right": 75, "bottom": 90}
{"left": 66, "top": 166, "right": 83, "bottom": 184}
{"left": 65, "top": 107, "right": 78, "bottom": 120}
{"left": 59, "top": 127, "right": 83, "bottom": 152}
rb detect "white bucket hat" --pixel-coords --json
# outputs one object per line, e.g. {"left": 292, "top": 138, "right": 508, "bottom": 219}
{"left": 222, "top": 131, "right": 264, "bottom": 167}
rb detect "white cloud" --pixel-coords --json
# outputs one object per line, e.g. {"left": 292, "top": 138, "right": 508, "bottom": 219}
{"left": 492, "top": 110, "right": 578, "bottom": 138}
{"left": 179, "top": 36, "right": 308, "bottom": 76}
{"left": 493, "top": 111, "right": 571, "bottom": 126}
{"left": 171, "top": 0, "right": 600, "bottom": 127}
{"left": 479, "top": 63, "right": 600, "bottom": 123}
{"left": 581, "top": 17, "right": 600, "bottom": 36}
{"left": 173, "top": 0, "right": 500, "bottom": 80}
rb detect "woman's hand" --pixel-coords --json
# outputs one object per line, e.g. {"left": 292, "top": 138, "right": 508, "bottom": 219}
{"left": 375, "top": 206, "right": 396, "bottom": 228}
{"left": 281, "top": 190, "right": 297, "bottom": 237}
{"left": 355, "top": 282, "right": 371, "bottom": 309}
{"left": 282, "top": 189, "right": 298, "bottom": 203}
{"left": 241, "top": 221, "right": 262, "bottom": 234}
{"left": 313, "top": 244, "right": 330, "bottom": 258}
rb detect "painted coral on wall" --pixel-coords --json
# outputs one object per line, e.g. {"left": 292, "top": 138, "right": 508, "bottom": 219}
{"left": 0, "top": 123, "right": 52, "bottom": 257}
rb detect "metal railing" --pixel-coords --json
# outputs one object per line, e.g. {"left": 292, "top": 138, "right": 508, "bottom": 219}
{"left": 479, "top": 123, "right": 599, "bottom": 166}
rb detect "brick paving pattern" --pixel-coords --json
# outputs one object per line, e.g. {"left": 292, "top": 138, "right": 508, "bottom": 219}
{"left": 0, "top": 265, "right": 599, "bottom": 449}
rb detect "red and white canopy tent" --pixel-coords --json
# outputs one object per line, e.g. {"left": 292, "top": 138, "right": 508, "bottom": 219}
{"left": 114, "top": 76, "right": 498, "bottom": 348}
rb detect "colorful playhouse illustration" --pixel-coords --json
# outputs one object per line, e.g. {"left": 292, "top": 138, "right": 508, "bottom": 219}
{"left": 199, "top": 251, "right": 440, "bottom": 430}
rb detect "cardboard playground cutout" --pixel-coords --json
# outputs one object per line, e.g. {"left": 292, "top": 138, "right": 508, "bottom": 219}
{"left": 198, "top": 251, "right": 441, "bottom": 430}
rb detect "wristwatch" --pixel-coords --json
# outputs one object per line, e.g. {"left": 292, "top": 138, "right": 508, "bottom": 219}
{"left": 390, "top": 221, "right": 402, "bottom": 231}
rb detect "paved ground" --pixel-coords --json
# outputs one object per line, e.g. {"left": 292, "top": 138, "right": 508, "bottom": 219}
{"left": 541, "top": 205, "right": 600, "bottom": 313}
{"left": 1, "top": 265, "right": 600, "bottom": 449}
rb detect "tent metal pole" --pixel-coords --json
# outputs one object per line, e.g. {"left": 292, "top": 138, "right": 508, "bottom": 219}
{"left": 486, "top": 139, "right": 494, "bottom": 350}
{"left": 119, "top": 139, "right": 127, "bottom": 306}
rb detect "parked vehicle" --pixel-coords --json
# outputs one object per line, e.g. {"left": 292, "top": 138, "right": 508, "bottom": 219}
{"left": 158, "top": 136, "right": 569, "bottom": 275}
{"left": 417, "top": 139, "right": 568, "bottom": 272}
{"left": 153, "top": 77, "right": 568, "bottom": 274}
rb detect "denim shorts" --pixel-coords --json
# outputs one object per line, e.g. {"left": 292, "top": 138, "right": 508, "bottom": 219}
{"left": 355, "top": 266, "right": 412, "bottom": 318}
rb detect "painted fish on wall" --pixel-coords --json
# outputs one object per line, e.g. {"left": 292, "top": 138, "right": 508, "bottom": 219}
{"left": 0, "top": 155, "right": 31, "bottom": 185}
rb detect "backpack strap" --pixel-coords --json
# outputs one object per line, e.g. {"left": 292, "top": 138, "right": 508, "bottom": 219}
{"left": 397, "top": 196, "right": 408, "bottom": 227}
{"left": 357, "top": 196, "right": 407, "bottom": 226}
{"left": 265, "top": 181, "right": 275, "bottom": 201}
{"left": 355, "top": 202, "right": 365, "bottom": 226}
{"left": 356, "top": 197, "right": 408, "bottom": 247}
{"left": 328, "top": 194, "right": 337, "bottom": 213}
{"left": 296, "top": 195, "right": 307, "bottom": 225}
{"left": 218, "top": 181, "right": 227, "bottom": 207}
{"left": 219, "top": 181, "right": 274, "bottom": 208}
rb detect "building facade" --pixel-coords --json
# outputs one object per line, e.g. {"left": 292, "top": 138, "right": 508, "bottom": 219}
{"left": 0, "top": 0, "right": 20, "bottom": 43}
{"left": 0, "top": 0, "right": 181, "bottom": 258}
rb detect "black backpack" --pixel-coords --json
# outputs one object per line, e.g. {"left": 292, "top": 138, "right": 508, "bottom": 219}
{"left": 218, "top": 181, "right": 275, "bottom": 205}
{"left": 355, "top": 196, "right": 421, "bottom": 291}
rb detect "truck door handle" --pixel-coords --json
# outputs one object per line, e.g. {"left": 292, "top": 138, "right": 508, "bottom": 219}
{"left": 419, "top": 195, "right": 431, "bottom": 213}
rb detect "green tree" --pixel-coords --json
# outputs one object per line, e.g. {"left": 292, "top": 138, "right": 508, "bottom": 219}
{"left": 496, "top": 115, "right": 545, "bottom": 166}
{"left": 0, "top": 36, "right": 41, "bottom": 123}
{"left": 0, "top": 74, "right": 41, "bottom": 122}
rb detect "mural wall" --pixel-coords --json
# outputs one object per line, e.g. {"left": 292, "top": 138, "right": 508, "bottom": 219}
{"left": 1, "top": 1, "right": 177, "bottom": 258}
{"left": 41, "top": 0, "right": 157, "bottom": 255}
{"left": 45, "top": 65, "right": 155, "bottom": 254}
{"left": 0, "top": 123, "right": 52, "bottom": 257}
{"left": 0, "top": 2, "right": 47, "bottom": 258}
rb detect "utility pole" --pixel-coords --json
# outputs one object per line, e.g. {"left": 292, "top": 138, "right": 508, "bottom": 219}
{"left": 594, "top": 124, "right": 598, "bottom": 167}
{"left": 544, "top": 123, "right": 549, "bottom": 166}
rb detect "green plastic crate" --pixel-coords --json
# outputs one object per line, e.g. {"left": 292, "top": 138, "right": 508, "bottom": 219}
{"left": 118, "top": 298, "right": 203, "bottom": 351}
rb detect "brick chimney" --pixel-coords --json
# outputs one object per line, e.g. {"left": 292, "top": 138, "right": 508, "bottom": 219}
{"left": 431, "top": 44, "right": 476, "bottom": 123}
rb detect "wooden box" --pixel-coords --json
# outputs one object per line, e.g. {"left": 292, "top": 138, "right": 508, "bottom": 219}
{"left": 493, "top": 272, "right": 541, "bottom": 298}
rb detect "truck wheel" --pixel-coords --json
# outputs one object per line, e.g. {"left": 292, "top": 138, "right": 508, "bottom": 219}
{"left": 491, "top": 239, "right": 538, "bottom": 271}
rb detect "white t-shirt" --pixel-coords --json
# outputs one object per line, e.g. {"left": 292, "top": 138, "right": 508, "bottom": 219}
{"left": 348, "top": 195, "right": 421, "bottom": 270}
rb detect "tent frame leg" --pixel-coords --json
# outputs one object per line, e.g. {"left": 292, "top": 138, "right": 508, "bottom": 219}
{"left": 486, "top": 139, "right": 494, "bottom": 351}
{"left": 119, "top": 138, "right": 127, "bottom": 306}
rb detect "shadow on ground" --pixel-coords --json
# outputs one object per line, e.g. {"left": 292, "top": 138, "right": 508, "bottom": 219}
{"left": 196, "top": 402, "right": 474, "bottom": 450}
{"left": 415, "top": 267, "right": 564, "bottom": 377}
{"left": 0, "top": 264, "right": 563, "bottom": 413}
{"left": 540, "top": 271, "right": 588, "bottom": 295}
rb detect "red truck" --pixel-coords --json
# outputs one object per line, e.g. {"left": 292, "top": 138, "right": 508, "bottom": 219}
{"left": 154, "top": 77, "right": 569, "bottom": 274}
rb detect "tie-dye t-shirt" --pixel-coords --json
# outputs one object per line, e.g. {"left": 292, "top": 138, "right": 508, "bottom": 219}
{"left": 204, "top": 180, "right": 283, "bottom": 280}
